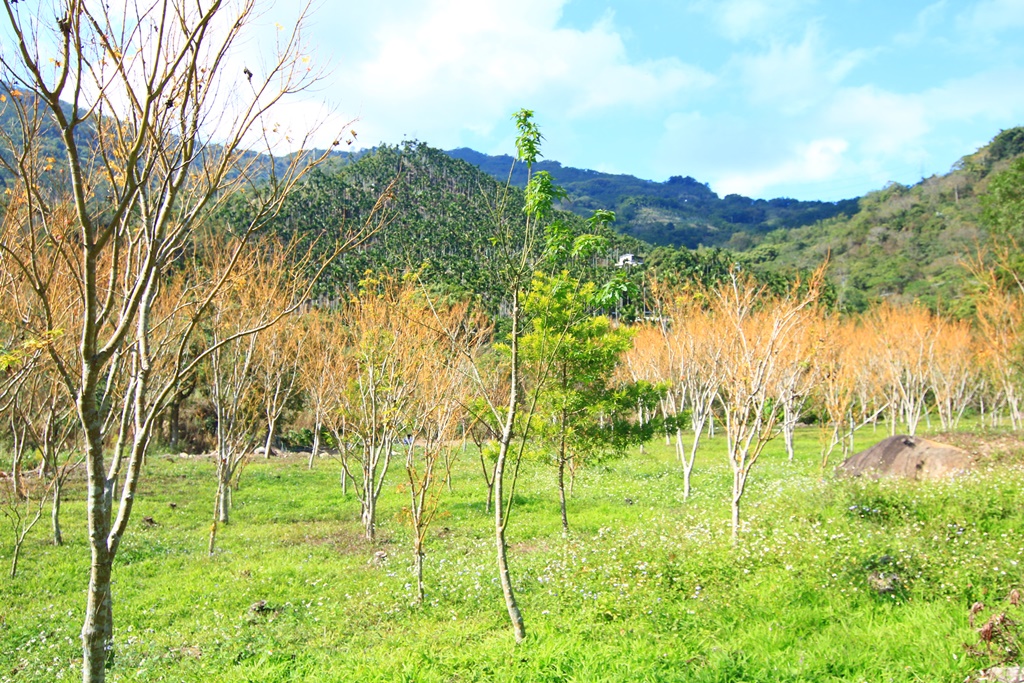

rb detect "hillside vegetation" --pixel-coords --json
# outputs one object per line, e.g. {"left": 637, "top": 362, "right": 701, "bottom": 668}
{"left": 448, "top": 147, "right": 859, "bottom": 249}
{"left": 7, "top": 78, "right": 1021, "bottom": 314}
{"left": 745, "top": 127, "right": 1024, "bottom": 313}
{"left": 451, "top": 128, "right": 1024, "bottom": 314}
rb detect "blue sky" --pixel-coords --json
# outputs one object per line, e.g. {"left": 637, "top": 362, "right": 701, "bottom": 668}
{"left": 263, "top": 0, "right": 1024, "bottom": 201}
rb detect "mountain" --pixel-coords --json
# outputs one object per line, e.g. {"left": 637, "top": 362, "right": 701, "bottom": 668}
{"left": 743, "top": 127, "right": 1024, "bottom": 314}
{"left": 0, "top": 82, "right": 357, "bottom": 188}
{"left": 8, "top": 80, "right": 1021, "bottom": 315}
{"left": 446, "top": 128, "right": 1024, "bottom": 315}
{"left": 231, "top": 142, "right": 650, "bottom": 314}
{"left": 446, "top": 148, "right": 859, "bottom": 249}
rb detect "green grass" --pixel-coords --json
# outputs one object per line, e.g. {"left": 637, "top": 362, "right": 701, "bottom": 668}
{"left": 2, "top": 426, "right": 1023, "bottom": 682}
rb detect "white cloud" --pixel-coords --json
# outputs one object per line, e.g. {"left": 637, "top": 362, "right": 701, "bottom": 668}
{"left": 715, "top": 138, "right": 847, "bottom": 197}
{"left": 247, "top": 0, "right": 1024, "bottom": 201}
{"left": 920, "top": 68, "right": 1024, "bottom": 121}
{"left": 894, "top": 1, "right": 948, "bottom": 46}
{"left": 283, "top": 0, "right": 713, "bottom": 150}
{"left": 959, "top": 0, "right": 1024, "bottom": 36}
{"left": 734, "top": 27, "right": 869, "bottom": 113}
{"left": 688, "top": 0, "right": 808, "bottom": 42}
{"left": 825, "top": 86, "right": 930, "bottom": 158}
{"left": 655, "top": 63, "right": 1024, "bottom": 200}
{"left": 822, "top": 68, "right": 1024, "bottom": 161}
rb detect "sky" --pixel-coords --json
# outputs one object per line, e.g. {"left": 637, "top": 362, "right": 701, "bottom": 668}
{"left": 258, "top": 0, "right": 1024, "bottom": 201}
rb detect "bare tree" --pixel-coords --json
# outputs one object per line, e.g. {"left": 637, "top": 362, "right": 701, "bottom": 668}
{"left": 929, "top": 316, "right": 979, "bottom": 431}
{"left": 8, "top": 363, "right": 81, "bottom": 545}
{"left": 869, "top": 303, "right": 936, "bottom": 436}
{"left": 0, "top": 1, "right": 368, "bottom": 679}
{"left": 711, "top": 270, "right": 823, "bottom": 542}
{"left": 975, "top": 277, "right": 1024, "bottom": 430}
{"left": 399, "top": 298, "right": 475, "bottom": 602}
{"left": 254, "top": 312, "right": 304, "bottom": 459}
{"left": 674, "top": 301, "right": 724, "bottom": 499}
{"left": 815, "top": 316, "right": 860, "bottom": 468}
{"left": 296, "top": 310, "right": 344, "bottom": 469}
{"left": 1, "top": 467, "right": 53, "bottom": 579}
{"left": 333, "top": 279, "right": 414, "bottom": 542}
{"left": 201, "top": 236, "right": 322, "bottom": 553}
{"left": 775, "top": 313, "right": 818, "bottom": 461}
{"left": 462, "top": 347, "right": 509, "bottom": 514}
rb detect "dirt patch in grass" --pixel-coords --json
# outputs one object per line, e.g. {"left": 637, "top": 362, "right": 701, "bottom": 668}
{"left": 932, "top": 432, "right": 1024, "bottom": 465}
{"left": 511, "top": 540, "right": 549, "bottom": 554}
{"left": 283, "top": 526, "right": 393, "bottom": 556}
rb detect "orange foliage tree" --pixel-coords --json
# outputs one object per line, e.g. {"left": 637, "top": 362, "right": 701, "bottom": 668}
{"left": 711, "top": 269, "right": 823, "bottom": 541}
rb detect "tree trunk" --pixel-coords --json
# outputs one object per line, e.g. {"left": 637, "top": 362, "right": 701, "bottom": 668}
{"left": 730, "top": 467, "right": 746, "bottom": 544}
{"left": 678, "top": 429, "right": 693, "bottom": 501}
{"left": 10, "top": 422, "right": 26, "bottom": 500}
{"left": 557, "top": 457, "right": 569, "bottom": 536}
{"left": 495, "top": 516, "right": 525, "bottom": 643}
{"left": 637, "top": 399, "right": 645, "bottom": 454}
{"left": 309, "top": 419, "right": 321, "bottom": 469}
{"left": 557, "top": 409, "right": 569, "bottom": 535}
{"left": 362, "top": 494, "right": 376, "bottom": 541}
{"left": 52, "top": 483, "right": 64, "bottom": 547}
{"left": 783, "top": 404, "right": 796, "bottom": 461}
{"left": 12, "top": 460, "right": 23, "bottom": 501}
{"left": 414, "top": 537, "right": 425, "bottom": 604}
{"left": 731, "top": 491, "right": 741, "bottom": 544}
{"left": 81, "top": 389, "right": 115, "bottom": 683}
{"left": 168, "top": 399, "right": 181, "bottom": 450}
{"left": 81, "top": 554, "right": 114, "bottom": 683}
{"left": 263, "top": 417, "right": 278, "bottom": 459}
{"left": 209, "top": 476, "right": 225, "bottom": 555}
{"left": 10, "top": 539, "right": 23, "bottom": 579}
{"left": 218, "top": 465, "right": 231, "bottom": 524}
{"left": 494, "top": 293, "right": 525, "bottom": 643}
{"left": 479, "top": 449, "right": 495, "bottom": 514}
{"left": 154, "top": 412, "right": 165, "bottom": 447}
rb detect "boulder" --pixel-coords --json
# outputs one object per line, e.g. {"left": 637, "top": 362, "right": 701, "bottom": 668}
{"left": 837, "top": 435, "right": 974, "bottom": 481}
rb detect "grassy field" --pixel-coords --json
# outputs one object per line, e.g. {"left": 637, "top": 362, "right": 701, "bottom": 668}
{"left": 2, "top": 426, "right": 1023, "bottom": 682}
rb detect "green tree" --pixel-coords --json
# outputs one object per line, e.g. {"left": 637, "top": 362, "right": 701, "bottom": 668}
{"left": 447, "top": 110, "right": 621, "bottom": 643}
{"left": 983, "top": 156, "right": 1024, "bottom": 286}
{"left": 521, "top": 270, "right": 648, "bottom": 534}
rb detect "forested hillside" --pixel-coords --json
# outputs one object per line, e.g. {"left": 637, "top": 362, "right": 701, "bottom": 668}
{"left": 447, "top": 147, "right": 859, "bottom": 249}
{"left": 244, "top": 142, "right": 833, "bottom": 316}
{"left": 745, "top": 127, "right": 1024, "bottom": 313}
{"left": 240, "top": 142, "right": 645, "bottom": 311}
{"left": 6, "top": 79, "right": 1022, "bottom": 315}
{"left": 0, "top": 82, "right": 356, "bottom": 188}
